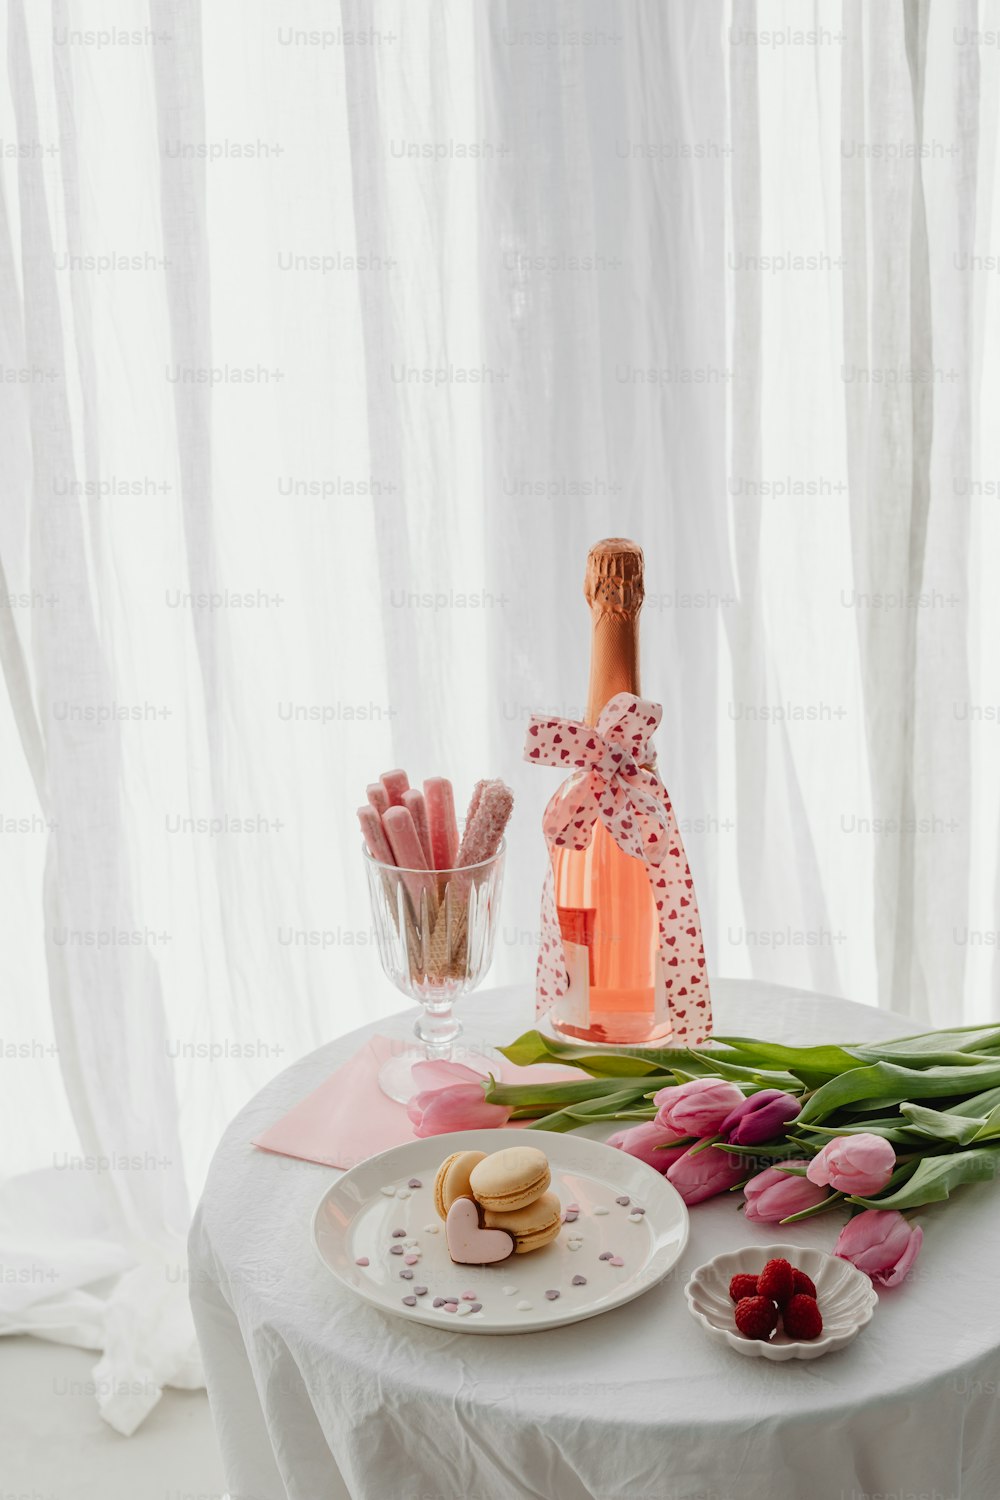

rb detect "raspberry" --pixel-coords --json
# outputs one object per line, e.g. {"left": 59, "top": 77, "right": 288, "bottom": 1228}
{"left": 734, "top": 1295, "right": 778, "bottom": 1341}
{"left": 729, "top": 1273, "right": 759, "bottom": 1304}
{"left": 783, "top": 1293, "right": 823, "bottom": 1340}
{"left": 757, "top": 1257, "right": 795, "bottom": 1307}
{"left": 792, "top": 1268, "right": 817, "bottom": 1299}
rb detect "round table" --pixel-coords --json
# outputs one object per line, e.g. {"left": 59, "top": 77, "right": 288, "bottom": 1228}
{"left": 190, "top": 980, "right": 1000, "bottom": 1500}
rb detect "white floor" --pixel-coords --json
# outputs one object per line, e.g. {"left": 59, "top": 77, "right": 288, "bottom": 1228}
{"left": 0, "top": 1336, "right": 226, "bottom": 1500}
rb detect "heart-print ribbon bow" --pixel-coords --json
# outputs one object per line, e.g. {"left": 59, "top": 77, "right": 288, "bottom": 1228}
{"left": 524, "top": 692, "right": 712, "bottom": 1045}
{"left": 526, "top": 694, "right": 672, "bottom": 862}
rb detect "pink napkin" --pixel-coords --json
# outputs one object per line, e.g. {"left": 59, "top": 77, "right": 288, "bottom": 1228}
{"left": 252, "top": 1035, "right": 580, "bottom": 1169}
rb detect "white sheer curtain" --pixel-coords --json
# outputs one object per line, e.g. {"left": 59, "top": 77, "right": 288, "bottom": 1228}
{"left": 1, "top": 0, "right": 999, "bottom": 1431}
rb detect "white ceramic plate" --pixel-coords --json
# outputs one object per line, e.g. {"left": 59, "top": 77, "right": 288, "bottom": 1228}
{"left": 685, "top": 1242, "right": 878, "bottom": 1360}
{"left": 313, "top": 1127, "right": 689, "bottom": 1334}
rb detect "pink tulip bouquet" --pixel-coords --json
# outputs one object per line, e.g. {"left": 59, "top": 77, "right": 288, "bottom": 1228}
{"left": 403, "top": 1021, "right": 1000, "bottom": 1288}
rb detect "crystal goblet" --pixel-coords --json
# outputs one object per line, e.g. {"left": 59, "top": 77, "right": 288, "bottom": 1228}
{"left": 364, "top": 840, "right": 505, "bottom": 1103}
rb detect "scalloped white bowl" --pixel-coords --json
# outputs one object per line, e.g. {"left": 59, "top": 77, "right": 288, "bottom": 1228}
{"left": 685, "top": 1242, "right": 878, "bottom": 1360}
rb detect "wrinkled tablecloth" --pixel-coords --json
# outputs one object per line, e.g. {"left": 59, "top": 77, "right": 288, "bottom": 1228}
{"left": 189, "top": 979, "right": 1000, "bottom": 1500}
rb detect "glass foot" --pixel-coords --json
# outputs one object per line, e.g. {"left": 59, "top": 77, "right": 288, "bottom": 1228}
{"left": 377, "top": 1047, "right": 499, "bottom": 1106}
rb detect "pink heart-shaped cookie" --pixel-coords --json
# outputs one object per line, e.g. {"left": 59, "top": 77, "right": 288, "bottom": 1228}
{"left": 445, "top": 1197, "right": 514, "bottom": 1265}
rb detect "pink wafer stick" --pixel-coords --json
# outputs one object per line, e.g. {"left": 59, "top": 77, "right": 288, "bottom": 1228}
{"left": 357, "top": 805, "right": 393, "bottom": 866}
{"left": 457, "top": 780, "right": 513, "bottom": 867}
{"left": 424, "top": 777, "right": 459, "bottom": 871}
{"left": 402, "top": 788, "right": 431, "bottom": 866}
{"left": 380, "top": 769, "right": 410, "bottom": 807}
{"left": 367, "top": 782, "right": 389, "bottom": 815}
{"left": 383, "top": 805, "right": 437, "bottom": 917}
{"left": 383, "top": 805, "right": 429, "bottom": 870}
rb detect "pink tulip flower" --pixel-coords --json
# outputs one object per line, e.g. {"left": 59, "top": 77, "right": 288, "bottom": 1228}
{"left": 410, "top": 1059, "right": 485, "bottom": 1090}
{"left": 720, "top": 1089, "right": 801, "bottom": 1146}
{"left": 806, "top": 1133, "right": 895, "bottom": 1196}
{"left": 654, "top": 1078, "right": 745, "bottom": 1138}
{"left": 607, "top": 1120, "right": 692, "bottom": 1174}
{"left": 743, "top": 1160, "right": 830, "bottom": 1223}
{"left": 834, "top": 1209, "right": 923, "bottom": 1287}
{"left": 666, "top": 1143, "right": 747, "bottom": 1205}
{"left": 406, "top": 1060, "right": 511, "bottom": 1137}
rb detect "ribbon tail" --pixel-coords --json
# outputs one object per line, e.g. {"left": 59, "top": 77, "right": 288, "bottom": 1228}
{"left": 645, "top": 770, "right": 713, "bottom": 1044}
{"left": 535, "top": 861, "right": 568, "bottom": 1016}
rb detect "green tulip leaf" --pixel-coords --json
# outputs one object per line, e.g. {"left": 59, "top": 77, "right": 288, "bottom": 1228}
{"left": 485, "top": 1075, "right": 677, "bottom": 1110}
{"left": 971, "top": 1102, "right": 1000, "bottom": 1142}
{"left": 797, "top": 1061, "right": 1000, "bottom": 1125}
{"left": 849, "top": 1024, "right": 1000, "bottom": 1060}
{"left": 899, "top": 1103, "right": 988, "bottom": 1146}
{"left": 524, "top": 1089, "right": 649, "bottom": 1133}
{"left": 946, "top": 1085, "right": 1000, "bottom": 1118}
{"left": 524, "top": 1110, "right": 598, "bottom": 1134}
{"left": 686, "top": 1133, "right": 722, "bottom": 1157}
{"left": 498, "top": 1031, "right": 667, "bottom": 1076}
{"left": 790, "top": 1117, "right": 918, "bottom": 1143}
{"left": 711, "top": 1037, "right": 864, "bottom": 1085}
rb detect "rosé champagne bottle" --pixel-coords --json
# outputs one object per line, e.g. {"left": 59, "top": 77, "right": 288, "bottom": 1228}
{"left": 549, "top": 539, "right": 669, "bottom": 1043}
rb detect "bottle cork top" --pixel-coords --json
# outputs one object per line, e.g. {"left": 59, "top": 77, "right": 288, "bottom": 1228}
{"left": 584, "top": 538, "right": 645, "bottom": 613}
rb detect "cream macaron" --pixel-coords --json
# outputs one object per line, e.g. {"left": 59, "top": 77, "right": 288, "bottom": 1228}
{"left": 483, "top": 1190, "right": 562, "bottom": 1254}
{"left": 433, "top": 1150, "right": 487, "bottom": 1221}
{"left": 468, "top": 1146, "right": 551, "bottom": 1214}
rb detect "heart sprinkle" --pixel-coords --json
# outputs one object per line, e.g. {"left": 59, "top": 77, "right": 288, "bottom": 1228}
{"left": 354, "top": 1257, "right": 369, "bottom": 1267}
{"left": 433, "top": 1298, "right": 445, "bottom": 1308}
{"left": 380, "top": 1186, "right": 397, "bottom": 1197}
{"left": 408, "top": 1178, "right": 423, "bottom": 1189}
{"left": 404, "top": 1255, "right": 420, "bottom": 1265}
{"left": 502, "top": 1286, "right": 518, "bottom": 1296}
{"left": 594, "top": 1206, "right": 610, "bottom": 1217}
{"left": 572, "top": 1275, "right": 587, "bottom": 1286}
{"left": 389, "top": 1246, "right": 403, "bottom": 1256}
{"left": 599, "top": 1252, "right": 614, "bottom": 1261}
{"left": 443, "top": 1302, "right": 458, "bottom": 1313}
{"left": 544, "top": 1289, "right": 560, "bottom": 1301}
{"left": 469, "top": 1302, "right": 482, "bottom": 1313}
{"left": 610, "top": 1256, "right": 625, "bottom": 1267}
{"left": 516, "top": 1301, "right": 533, "bottom": 1311}
{"left": 615, "top": 1196, "right": 630, "bottom": 1206}
{"left": 424, "top": 1225, "right": 440, "bottom": 1234}
{"left": 397, "top": 1189, "right": 412, "bottom": 1199}
{"left": 628, "top": 1213, "right": 644, "bottom": 1224}
{"left": 391, "top": 1228, "right": 406, "bottom": 1238}
{"left": 562, "top": 1211, "right": 579, "bottom": 1223}
{"left": 400, "top": 1270, "right": 413, "bottom": 1280}
{"left": 632, "top": 1206, "right": 646, "bottom": 1215}
{"left": 402, "top": 1295, "right": 417, "bottom": 1306}
{"left": 461, "top": 1291, "right": 477, "bottom": 1301}
{"left": 567, "top": 1241, "right": 582, "bottom": 1252}
{"left": 457, "top": 1303, "right": 472, "bottom": 1316}
{"left": 414, "top": 1286, "right": 428, "bottom": 1296}
{"left": 565, "top": 1202, "right": 580, "bottom": 1213}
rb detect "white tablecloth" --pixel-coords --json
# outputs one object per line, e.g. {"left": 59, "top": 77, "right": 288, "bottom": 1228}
{"left": 189, "top": 980, "right": 1000, "bottom": 1500}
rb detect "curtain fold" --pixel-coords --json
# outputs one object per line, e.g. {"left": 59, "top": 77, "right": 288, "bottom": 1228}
{"left": 1, "top": 0, "right": 998, "bottom": 1431}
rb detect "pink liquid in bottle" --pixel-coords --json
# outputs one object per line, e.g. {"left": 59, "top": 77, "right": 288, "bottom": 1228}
{"left": 548, "top": 539, "right": 672, "bottom": 1044}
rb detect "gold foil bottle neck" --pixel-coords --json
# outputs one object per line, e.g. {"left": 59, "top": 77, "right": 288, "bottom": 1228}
{"left": 584, "top": 538, "right": 645, "bottom": 615}
{"left": 583, "top": 539, "right": 643, "bottom": 724}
